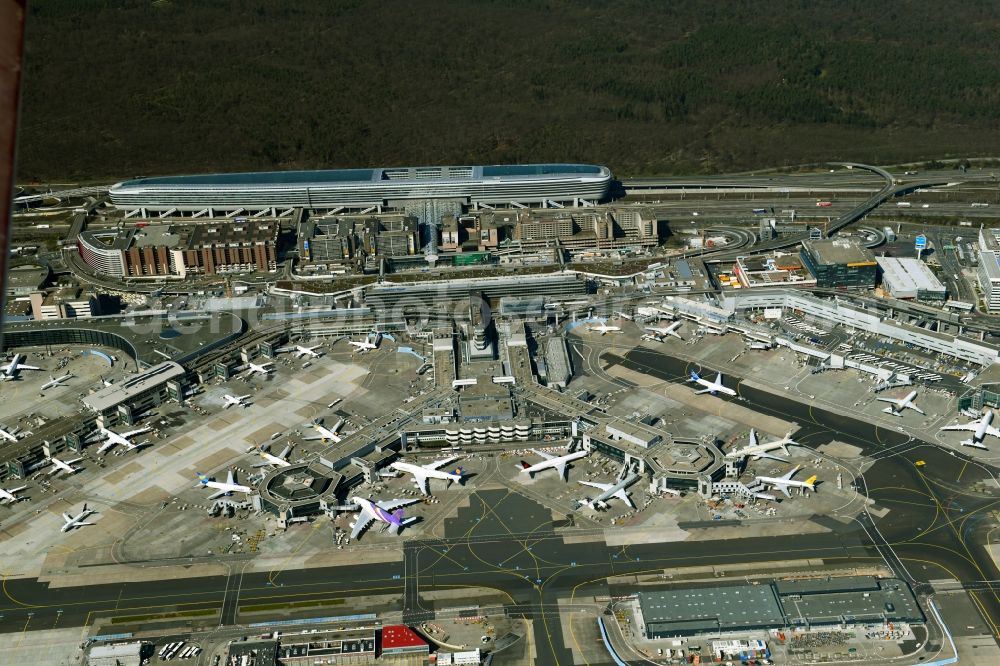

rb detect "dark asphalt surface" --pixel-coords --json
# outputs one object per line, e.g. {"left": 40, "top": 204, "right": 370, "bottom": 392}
{"left": 1, "top": 348, "right": 999, "bottom": 666}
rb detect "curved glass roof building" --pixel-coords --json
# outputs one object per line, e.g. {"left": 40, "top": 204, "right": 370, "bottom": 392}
{"left": 109, "top": 163, "right": 613, "bottom": 212}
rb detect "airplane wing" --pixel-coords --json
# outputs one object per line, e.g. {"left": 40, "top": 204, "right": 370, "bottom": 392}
{"left": 61, "top": 513, "right": 73, "bottom": 523}
{"left": 749, "top": 429, "right": 759, "bottom": 447}
{"left": 376, "top": 499, "right": 414, "bottom": 512}
{"left": 206, "top": 486, "right": 228, "bottom": 501}
{"left": 940, "top": 421, "right": 978, "bottom": 433}
{"left": 410, "top": 471, "right": 430, "bottom": 496}
{"left": 578, "top": 480, "right": 612, "bottom": 492}
{"left": 774, "top": 483, "right": 792, "bottom": 499}
{"left": 121, "top": 428, "right": 149, "bottom": 438}
{"left": 694, "top": 387, "right": 713, "bottom": 395}
{"left": 875, "top": 397, "right": 896, "bottom": 405}
{"left": 910, "top": 405, "right": 925, "bottom": 415}
{"left": 614, "top": 488, "right": 635, "bottom": 509}
{"left": 97, "top": 441, "right": 115, "bottom": 454}
{"left": 986, "top": 426, "right": 1000, "bottom": 439}
{"left": 350, "top": 505, "right": 376, "bottom": 540}
{"left": 426, "top": 456, "right": 460, "bottom": 471}
{"left": 555, "top": 461, "right": 569, "bottom": 481}
{"left": 755, "top": 451, "right": 788, "bottom": 462}
{"left": 530, "top": 449, "right": 555, "bottom": 461}
{"left": 278, "top": 445, "right": 292, "bottom": 459}
{"left": 17, "top": 364, "right": 41, "bottom": 371}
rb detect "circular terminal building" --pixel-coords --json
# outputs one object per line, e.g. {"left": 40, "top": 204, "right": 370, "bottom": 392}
{"left": 109, "top": 163, "right": 613, "bottom": 213}
{"left": 258, "top": 462, "right": 345, "bottom": 523}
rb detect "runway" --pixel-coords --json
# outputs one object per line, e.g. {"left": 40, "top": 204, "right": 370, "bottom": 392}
{"left": 1, "top": 348, "right": 999, "bottom": 665}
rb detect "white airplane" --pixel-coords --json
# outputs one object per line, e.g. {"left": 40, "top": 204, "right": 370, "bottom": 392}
{"left": 47, "top": 455, "right": 83, "bottom": 476}
{"left": 587, "top": 323, "right": 621, "bottom": 336}
{"left": 243, "top": 361, "right": 274, "bottom": 377}
{"left": 0, "top": 484, "right": 28, "bottom": 504}
{"left": 348, "top": 496, "right": 418, "bottom": 540}
{"left": 40, "top": 373, "right": 73, "bottom": 390}
{"left": 61, "top": 504, "right": 96, "bottom": 532}
{"left": 303, "top": 418, "right": 344, "bottom": 443}
{"left": 253, "top": 444, "right": 292, "bottom": 468}
{"left": 646, "top": 321, "right": 683, "bottom": 339}
{"left": 1, "top": 354, "right": 41, "bottom": 381}
{"left": 755, "top": 465, "right": 818, "bottom": 498}
{"left": 940, "top": 409, "right": 1000, "bottom": 449}
{"left": 223, "top": 394, "right": 251, "bottom": 409}
{"left": 279, "top": 344, "right": 322, "bottom": 358}
{"left": 727, "top": 429, "right": 797, "bottom": 462}
{"left": 688, "top": 371, "right": 737, "bottom": 397}
{"left": 390, "top": 456, "right": 464, "bottom": 496}
{"left": 0, "top": 426, "right": 18, "bottom": 443}
{"left": 877, "top": 390, "right": 924, "bottom": 416}
{"left": 196, "top": 470, "right": 254, "bottom": 500}
{"left": 349, "top": 339, "right": 378, "bottom": 353}
{"left": 517, "top": 446, "right": 589, "bottom": 481}
{"left": 577, "top": 473, "right": 639, "bottom": 510}
{"left": 96, "top": 426, "right": 152, "bottom": 454}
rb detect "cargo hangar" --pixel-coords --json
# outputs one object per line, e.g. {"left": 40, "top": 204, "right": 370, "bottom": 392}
{"left": 108, "top": 163, "right": 614, "bottom": 217}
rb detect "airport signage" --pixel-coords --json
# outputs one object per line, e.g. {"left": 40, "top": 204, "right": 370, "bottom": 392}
{"left": 915, "top": 234, "right": 927, "bottom": 250}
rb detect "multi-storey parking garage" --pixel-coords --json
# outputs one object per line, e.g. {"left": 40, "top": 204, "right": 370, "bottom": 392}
{"left": 108, "top": 163, "right": 613, "bottom": 214}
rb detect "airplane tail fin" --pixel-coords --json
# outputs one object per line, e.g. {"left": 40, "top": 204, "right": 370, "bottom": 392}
{"left": 689, "top": 371, "right": 700, "bottom": 381}
{"left": 391, "top": 509, "right": 404, "bottom": 522}
{"left": 518, "top": 461, "right": 531, "bottom": 470}
{"left": 453, "top": 467, "right": 465, "bottom": 484}
{"left": 82, "top": 503, "right": 88, "bottom": 512}
{"left": 805, "top": 475, "right": 818, "bottom": 489}
{"left": 196, "top": 472, "right": 209, "bottom": 485}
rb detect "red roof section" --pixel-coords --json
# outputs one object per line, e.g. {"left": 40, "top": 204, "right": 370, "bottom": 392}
{"left": 381, "top": 625, "right": 427, "bottom": 650}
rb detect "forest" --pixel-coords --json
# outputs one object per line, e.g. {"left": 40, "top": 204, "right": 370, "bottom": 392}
{"left": 15, "top": 0, "right": 1000, "bottom": 181}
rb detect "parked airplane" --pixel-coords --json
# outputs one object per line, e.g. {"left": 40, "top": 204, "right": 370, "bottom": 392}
{"left": 96, "top": 426, "right": 152, "bottom": 454}
{"left": 1, "top": 354, "right": 41, "bottom": 381}
{"left": 390, "top": 456, "right": 464, "bottom": 496}
{"left": 0, "top": 426, "right": 17, "bottom": 443}
{"left": 646, "top": 321, "right": 683, "bottom": 339}
{"left": 348, "top": 496, "right": 418, "bottom": 540}
{"left": 587, "top": 324, "right": 621, "bottom": 336}
{"left": 253, "top": 444, "right": 292, "bottom": 468}
{"left": 40, "top": 373, "right": 73, "bottom": 391}
{"left": 223, "top": 394, "right": 251, "bottom": 409}
{"left": 47, "top": 455, "right": 83, "bottom": 476}
{"left": 940, "top": 409, "right": 1000, "bottom": 449}
{"left": 349, "top": 339, "right": 378, "bottom": 353}
{"left": 518, "top": 446, "right": 589, "bottom": 480}
{"left": 304, "top": 418, "right": 345, "bottom": 443}
{"left": 278, "top": 344, "right": 322, "bottom": 358}
{"left": 196, "top": 470, "right": 254, "bottom": 500}
{"left": 877, "top": 390, "right": 924, "bottom": 416}
{"left": 746, "top": 341, "right": 774, "bottom": 350}
{"left": 61, "top": 504, "right": 96, "bottom": 532}
{"left": 727, "top": 430, "right": 797, "bottom": 462}
{"left": 688, "top": 371, "right": 737, "bottom": 397}
{"left": 755, "top": 466, "right": 818, "bottom": 498}
{"left": 0, "top": 484, "right": 28, "bottom": 504}
{"left": 243, "top": 361, "right": 274, "bottom": 377}
{"left": 577, "top": 473, "right": 639, "bottom": 510}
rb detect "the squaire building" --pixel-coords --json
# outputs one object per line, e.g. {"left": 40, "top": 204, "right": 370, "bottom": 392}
{"left": 108, "top": 163, "right": 613, "bottom": 214}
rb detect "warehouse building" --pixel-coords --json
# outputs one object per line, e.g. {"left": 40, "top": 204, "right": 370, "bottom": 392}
{"left": 800, "top": 238, "right": 877, "bottom": 289}
{"left": 876, "top": 257, "right": 947, "bottom": 301}
{"left": 637, "top": 577, "right": 923, "bottom": 639}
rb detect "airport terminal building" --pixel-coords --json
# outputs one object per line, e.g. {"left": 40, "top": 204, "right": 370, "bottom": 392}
{"left": 109, "top": 164, "right": 613, "bottom": 215}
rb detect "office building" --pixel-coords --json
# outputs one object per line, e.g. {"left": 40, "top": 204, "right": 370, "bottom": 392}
{"left": 977, "top": 227, "right": 1000, "bottom": 312}
{"left": 29, "top": 287, "right": 99, "bottom": 320}
{"left": 800, "top": 238, "right": 877, "bottom": 288}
